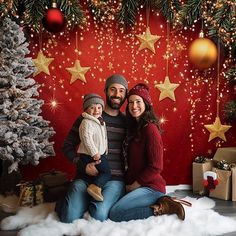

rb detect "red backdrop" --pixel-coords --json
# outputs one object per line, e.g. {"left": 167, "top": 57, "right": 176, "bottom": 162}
{"left": 20, "top": 3, "right": 236, "bottom": 185}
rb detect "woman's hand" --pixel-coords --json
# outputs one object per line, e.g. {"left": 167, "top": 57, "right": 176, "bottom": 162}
{"left": 126, "top": 181, "right": 141, "bottom": 193}
{"left": 85, "top": 160, "right": 101, "bottom": 176}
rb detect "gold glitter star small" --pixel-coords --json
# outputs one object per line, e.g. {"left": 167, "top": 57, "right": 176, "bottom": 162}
{"left": 33, "top": 50, "right": 54, "bottom": 76}
{"left": 136, "top": 27, "right": 161, "bottom": 53}
{"left": 66, "top": 60, "right": 90, "bottom": 84}
{"left": 155, "top": 76, "right": 180, "bottom": 101}
{"left": 204, "top": 117, "right": 232, "bottom": 142}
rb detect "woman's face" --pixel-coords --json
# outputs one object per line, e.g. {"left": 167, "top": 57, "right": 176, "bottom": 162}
{"left": 128, "top": 95, "right": 145, "bottom": 120}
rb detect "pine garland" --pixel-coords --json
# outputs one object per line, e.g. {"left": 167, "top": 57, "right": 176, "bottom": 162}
{"left": 225, "top": 66, "right": 236, "bottom": 84}
{"left": 116, "top": 0, "right": 140, "bottom": 29}
{"left": 24, "top": 0, "right": 47, "bottom": 32}
{"left": 1, "top": 0, "right": 85, "bottom": 32}
{"left": 60, "top": 0, "right": 85, "bottom": 29}
{"left": 0, "top": 0, "right": 17, "bottom": 18}
{"left": 207, "top": 1, "right": 236, "bottom": 46}
{"left": 87, "top": 0, "right": 122, "bottom": 24}
{"left": 224, "top": 100, "right": 236, "bottom": 123}
{"left": 88, "top": 0, "right": 106, "bottom": 23}
{"left": 175, "top": 0, "right": 203, "bottom": 27}
{"left": 151, "top": 0, "right": 181, "bottom": 22}
{"left": 0, "top": 0, "right": 235, "bottom": 113}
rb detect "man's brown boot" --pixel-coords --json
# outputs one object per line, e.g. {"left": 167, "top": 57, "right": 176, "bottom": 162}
{"left": 87, "top": 184, "right": 104, "bottom": 201}
{"left": 151, "top": 196, "right": 185, "bottom": 220}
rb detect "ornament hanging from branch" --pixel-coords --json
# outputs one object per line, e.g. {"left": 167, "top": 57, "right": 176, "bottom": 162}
{"left": 66, "top": 32, "right": 90, "bottom": 84}
{"left": 33, "top": 30, "right": 54, "bottom": 77}
{"left": 188, "top": 30, "right": 217, "bottom": 70}
{"left": 136, "top": 3, "right": 160, "bottom": 54}
{"left": 155, "top": 21, "right": 179, "bottom": 101}
{"left": 204, "top": 39, "right": 231, "bottom": 142}
{"left": 42, "top": 1, "right": 66, "bottom": 33}
{"left": 88, "top": 0, "right": 122, "bottom": 23}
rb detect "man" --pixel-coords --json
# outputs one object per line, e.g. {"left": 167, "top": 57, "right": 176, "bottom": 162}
{"left": 55, "top": 74, "right": 128, "bottom": 223}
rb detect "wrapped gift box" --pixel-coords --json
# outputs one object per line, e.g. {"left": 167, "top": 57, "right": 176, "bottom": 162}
{"left": 232, "top": 167, "right": 236, "bottom": 201}
{"left": 39, "top": 170, "right": 70, "bottom": 202}
{"left": 209, "top": 167, "right": 231, "bottom": 200}
{"left": 209, "top": 147, "right": 236, "bottom": 201}
{"left": 192, "top": 160, "right": 213, "bottom": 195}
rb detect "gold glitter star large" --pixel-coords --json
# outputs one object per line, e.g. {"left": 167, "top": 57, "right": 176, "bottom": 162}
{"left": 204, "top": 116, "right": 232, "bottom": 142}
{"left": 66, "top": 60, "right": 90, "bottom": 84}
{"left": 155, "top": 76, "right": 180, "bottom": 101}
{"left": 136, "top": 27, "right": 161, "bottom": 53}
{"left": 33, "top": 50, "right": 54, "bottom": 76}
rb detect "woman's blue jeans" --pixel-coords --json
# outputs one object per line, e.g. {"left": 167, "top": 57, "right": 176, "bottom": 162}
{"left": 55, "top": 179, "right": 125, "bottom": 223}
{"left": 109, "top": 187, "right": 165, "bottom": 222}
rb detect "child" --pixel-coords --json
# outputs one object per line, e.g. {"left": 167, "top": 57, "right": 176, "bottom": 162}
{"left": 77, "top": 93, "right": 111, "bottom": 201}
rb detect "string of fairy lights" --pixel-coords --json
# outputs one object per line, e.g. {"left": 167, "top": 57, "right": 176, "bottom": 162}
{"left": 2, "top": 0, "right": 235, "bottom": 150}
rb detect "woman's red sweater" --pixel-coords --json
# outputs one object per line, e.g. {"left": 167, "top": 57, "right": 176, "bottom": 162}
{"left": 125, "top": 122, "right": 166, "bottom": 193}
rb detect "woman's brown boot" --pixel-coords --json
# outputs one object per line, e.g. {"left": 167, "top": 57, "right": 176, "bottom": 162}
{"left": 151, "top": 196, "right": 185, "bottom": 220}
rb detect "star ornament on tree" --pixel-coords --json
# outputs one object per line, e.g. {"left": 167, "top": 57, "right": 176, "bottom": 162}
{"left": 136, "top": 27, "right": 161, "bottom": 53}
{"left": 33, "top": 50, "right": 54, "bottom": 76}
{"left": 66, "top": 60, "right": 90, "bottom": 84}
{"left": 204, "top": 116, "right": 232, "bottom": 142}
{"left": 155, "top": 76, "right": 180, "bottom": 101}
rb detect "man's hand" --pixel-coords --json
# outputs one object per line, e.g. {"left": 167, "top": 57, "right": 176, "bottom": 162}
{"left": 85, "top": 160, "right": 101, "bottom": 176}
{"left": 93, "top": 153, "right": 101, "bottom": 161}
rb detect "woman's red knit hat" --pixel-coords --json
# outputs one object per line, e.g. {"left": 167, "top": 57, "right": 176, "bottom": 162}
{"left": 127, "top": 83, "right": 153, "bottom": 105}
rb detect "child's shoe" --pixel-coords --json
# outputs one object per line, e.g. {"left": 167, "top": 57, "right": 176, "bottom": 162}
{"left": 87, "top": 184, "right": 103, "bottom": 201}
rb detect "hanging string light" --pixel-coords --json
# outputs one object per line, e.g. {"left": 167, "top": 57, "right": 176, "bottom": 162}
{"left": 66, "top": 31, "right": 90, "bottom": 84}
{"left": 32, "top": 28, "right": 54, "bottom": 77}
{"left": 204, "top": 38, "right": 232, "bottom": 142}
{"left": 135, "top": 2, "right": 160, "bottom": 54}
{"left": 155, "top": 20, "right": 179, "bottom": 101}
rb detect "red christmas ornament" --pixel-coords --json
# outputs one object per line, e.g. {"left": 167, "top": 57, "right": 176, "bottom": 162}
{"left": 42, "top": 2, "right": 65, "bottom": 33}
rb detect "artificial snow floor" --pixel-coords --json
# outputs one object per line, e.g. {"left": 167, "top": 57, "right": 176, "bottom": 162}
{"left": 1, "top": 194, "right": 236, "bottom": 236}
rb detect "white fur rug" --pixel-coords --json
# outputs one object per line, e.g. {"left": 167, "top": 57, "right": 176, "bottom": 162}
{"left": 1, "top": 195, "right": 236, "bottom": 236}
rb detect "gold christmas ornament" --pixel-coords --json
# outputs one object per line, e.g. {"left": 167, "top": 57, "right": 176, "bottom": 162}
{"left": 188, "top": 31, "right": 217, "bottom": 70}
{"left": 33, "top": 50, "right": 54, "bottom": 76}
{"left": 66, "top": 60, "right": 90, "bottom": 84}
{"left": 204, "top": 116, "right": 231, "bottom": 142}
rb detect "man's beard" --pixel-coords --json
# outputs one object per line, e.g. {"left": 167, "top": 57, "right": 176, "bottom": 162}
{"left": 106, "top": 95, "right": 126, "bottom": 110}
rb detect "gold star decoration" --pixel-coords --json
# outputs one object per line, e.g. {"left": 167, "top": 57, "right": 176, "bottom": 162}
{"left": 204, "top": 116, "right": 232, "bottom": 142}
{"left": 33, "top": 50, "right": 54, "bottom": 77}
{"left": 136, "top": 27, "right": 161, "bottom": 53}
{"left": 155, "top": 76, "right": 180, "bottom": 101}
{"left": 66, "top": 60, "right": 90, "bottom": 84}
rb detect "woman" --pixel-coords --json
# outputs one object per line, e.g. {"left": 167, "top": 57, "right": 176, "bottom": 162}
{"left": 109, "top": 83, "right": 185, "bottom": 222}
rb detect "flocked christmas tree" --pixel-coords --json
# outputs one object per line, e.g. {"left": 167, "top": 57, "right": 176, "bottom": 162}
{"left": 0, "top": 17, "right": 55, "bottom": 192}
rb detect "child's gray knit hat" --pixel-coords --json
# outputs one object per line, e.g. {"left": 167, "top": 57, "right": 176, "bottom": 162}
{"left": 83, "top": 93, "right": 104, "bottom": 110}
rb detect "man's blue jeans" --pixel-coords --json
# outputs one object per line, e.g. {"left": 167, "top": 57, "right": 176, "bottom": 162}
{"left": 109, "top": 187, "right": 165, "bottom": 222}
{"left": 55, "top": 179, "right": 125, "bottom": 223}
